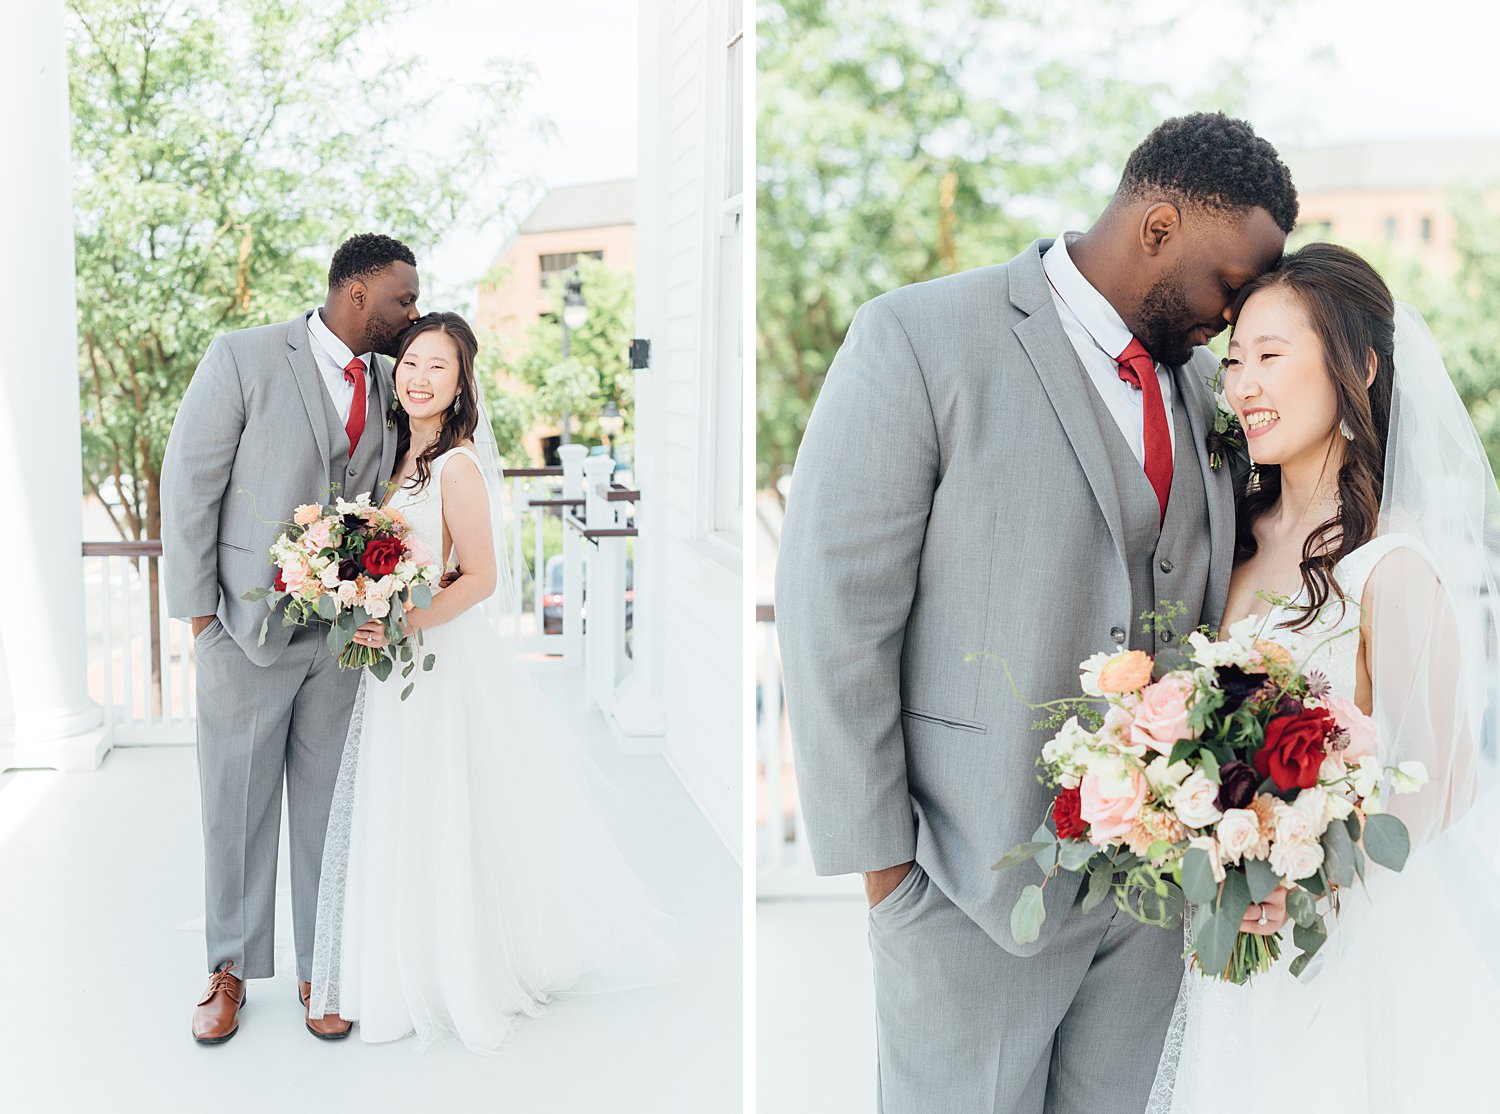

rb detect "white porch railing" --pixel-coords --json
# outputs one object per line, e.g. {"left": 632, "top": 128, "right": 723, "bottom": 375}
{"left": 80, "top": 453, "right": 639, "bottom": 746}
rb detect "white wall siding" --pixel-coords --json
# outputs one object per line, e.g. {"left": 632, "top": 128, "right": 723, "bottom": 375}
{"left": 635, "top": 0, "right": 743, "bottom": 858}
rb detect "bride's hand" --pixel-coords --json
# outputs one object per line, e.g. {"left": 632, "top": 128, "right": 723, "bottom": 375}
{"left": 353, "top": 618, "right": 390, "bottom": 650}
{"left": 1241, "top": 884, "right": 1290, "bottom": 935}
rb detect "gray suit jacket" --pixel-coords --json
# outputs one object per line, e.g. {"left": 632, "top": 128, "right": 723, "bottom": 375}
{"left": 775, "top": 240, "right": 1236, "bottom": 954}
{"left": 161, "top": 311, "right": 398, "bottom": 666}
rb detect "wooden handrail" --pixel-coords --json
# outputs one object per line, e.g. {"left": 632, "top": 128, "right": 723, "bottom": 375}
{"left": 602, "top": 483, "right": 641, "bottom": 503}
{"left": 503, "top": 467, "right": 564, "bottom": 477}
{"left": 564, "top": 512, "right": 638, "bottom": 541}
{"left": 83, "top": 541, "right": 163, "bottom": 557}
{"left": 528, "top": 497, "right": 586, "bottom": 508}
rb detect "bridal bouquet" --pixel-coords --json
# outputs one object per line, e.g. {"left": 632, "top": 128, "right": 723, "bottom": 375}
{"left": 994, "top": 616, "right": 1428, "bottom": 984}
{"left": 243, "top": 494, "right": 439, "bottom": 699}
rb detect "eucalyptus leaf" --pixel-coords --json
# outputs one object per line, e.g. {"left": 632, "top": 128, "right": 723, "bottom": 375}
{"left": 1081, "top": 865, "right": 1112, "bottom": 914}
{"left": 1245, "top": 857, "right": 1281, "bottom": 904}
{"left": 1010, "top": 884, "right": 1046, "bottom": 945}
{"left": 1294, "top": 917, "right": 1328, "bottom": 960}
{"left": 1192, "top": 907, "right": 1239, "bottom": 979}
{"left": 243, "top": 586, "right": 271, "bottom": 602}
{"left": 991, "top": 841, "right": 1053, "bottom": 873}
{"left": 1353, "top": 843, "right": 1366, "bottom": 883}
{"left": 1322, "top": 819, "right": 1356, "bottom": 888}
{"left": 1181, "top": 847, "right": 1219, "bottom": 906}
{"left": 1363, "top": 812, "right": 1411, "bottom": 871}
{"left": 1032, "top": 825, "right": 1059, "bottom": 872}
{"left": 1285, "top": 888, "right": 1316, "bottom": 929}
{"left": 368, "top": 655, "right": 393, "bottom": 682}
{"left": 422, "top": 654, "right": 435, "bottom": 671}
{"left": 401, "top": 682, "right": 414, "bottom": 702}
{"left": 1215, "top": 867, "right": 1253, "bottom": 928}
{"left": 1057, "top": 839, "right": 1096, "bottom": 872}
{"left": 1288, "top": 952, "right": 1314, "bottom": 977}
{"left": 257, "top": 615, "right": 269, "bottom": 647}
{"left": 317, "top": 595, "right": 337, "bottom": 622}
{"left": 411, "top": 584, "right": 433, "bottom": 610}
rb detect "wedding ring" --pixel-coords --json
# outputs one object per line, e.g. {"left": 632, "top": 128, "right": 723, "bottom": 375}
{"left": 1257, "top": 903, "right": 1269, "bottom": 926}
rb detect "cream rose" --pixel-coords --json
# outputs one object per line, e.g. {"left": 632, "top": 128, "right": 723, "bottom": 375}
{"left": 1171, "top": 770, "right": 1224, "bottom": 830}
{"left": 1216, "top": 807, "right": 1266, "bottom": 864}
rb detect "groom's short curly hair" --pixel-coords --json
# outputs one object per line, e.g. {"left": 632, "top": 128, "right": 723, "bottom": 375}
{"left": 1118, "top": 113, "right": 1299, "bottom": 233}
{"left": 327, "top": 233, "right": 418, "bottom": 290}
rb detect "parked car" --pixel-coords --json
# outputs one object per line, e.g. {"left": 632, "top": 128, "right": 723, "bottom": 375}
{"left": 542, "top": 554, "right": 635, "bottom": 634}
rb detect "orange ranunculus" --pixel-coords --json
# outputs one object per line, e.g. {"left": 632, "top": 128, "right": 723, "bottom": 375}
{"left": 1098, "top": 650, "right": 1154, "bottom": 694}
{"left": 294, "top": 503, "right": 322, "bottom": 526}
{"left": 1251, "top": 638, "right": 1295, "bottom": 671}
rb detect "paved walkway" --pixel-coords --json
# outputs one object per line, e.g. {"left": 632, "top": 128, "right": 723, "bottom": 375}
{"left": 0, "top": 663, "right": 740, "bottom": 1113}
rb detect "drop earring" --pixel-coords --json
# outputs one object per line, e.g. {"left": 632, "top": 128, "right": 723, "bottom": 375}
{"left": 1339, "top": 418, "right": 1354, "bottom": 441}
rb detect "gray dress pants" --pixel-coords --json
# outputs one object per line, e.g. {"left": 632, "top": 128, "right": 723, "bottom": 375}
{"left": 869, "top": 864, "right": 1182, "bottom": 1114}
{"left": 193, "top": 619, "right": 359, "bottom": 981}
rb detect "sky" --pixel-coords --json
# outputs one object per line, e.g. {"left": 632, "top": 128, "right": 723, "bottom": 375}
{"left": 374, "top": 0, "right": 639, "bottom": 307}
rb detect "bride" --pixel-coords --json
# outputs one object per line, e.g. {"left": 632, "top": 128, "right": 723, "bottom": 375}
{"left": 305, "top": 311, "right": 682, "bottom": 1051}
{"left": 1149, "top": 242, "right": 1500, "bottom": 1111}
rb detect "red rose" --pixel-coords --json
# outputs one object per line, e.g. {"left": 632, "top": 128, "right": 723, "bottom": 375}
{"left": 1254, "top": 707, "right": 1335, "bottom": 791}
{"left": 274, "top": 568, "right": 287, "bottom": 592}
{"left": 362, "top": 536, "right": 404, "bottom": 577}
{"left": 1053, "top": 787, "right": 1087, "bottom": 840}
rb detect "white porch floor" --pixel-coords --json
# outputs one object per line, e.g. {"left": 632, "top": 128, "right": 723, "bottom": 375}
{"left": 756, "top": 896, "right": 876, "bottom": 1113}
{"left": 0, "top": 662, "right": 740, "bottom": 1113}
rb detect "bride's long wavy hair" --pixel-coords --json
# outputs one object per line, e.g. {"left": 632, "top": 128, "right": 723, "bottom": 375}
{"left": 391, "top": 312, "right": 481, "bottom": 493}
{"left": 1230, "top": 242, "right": 1396, "bottom": 631}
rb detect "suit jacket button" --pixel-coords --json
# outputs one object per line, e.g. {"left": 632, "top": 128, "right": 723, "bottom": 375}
{"left": 1161, "top": 630, "right": 1174, "bottom": 644}
{"left": 348, "top": 466, "right": 356, "bottom": 476}
{"left": 1159, "top": 559, "right": 1174, "bottom": 574}
{"left": 1111, "top": 626, "right": 1126, "bottom": 644}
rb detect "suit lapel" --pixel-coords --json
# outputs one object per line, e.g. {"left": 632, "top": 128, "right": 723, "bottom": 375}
{"left": 287, "top": 311, "right": 332, "bottom": 476}
{"left": 374, "top": 355, "right": 397, "bottom": 505}
{"left": 1009, "top": 241, "right": 1129, "bottom": 572}
{"left": 1173, "top": 354, "right": 1236, "bottom": 620}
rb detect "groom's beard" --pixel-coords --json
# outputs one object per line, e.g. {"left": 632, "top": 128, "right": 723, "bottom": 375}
{"left": 1138, "top": 273, "right": 1203, "bottom": 367}
{"left": 367, "top": 316, "right": 406, "bottom": 358}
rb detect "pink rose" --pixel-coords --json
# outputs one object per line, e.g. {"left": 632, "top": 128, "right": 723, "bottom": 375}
{"left": 1323, "top": 694, "right": 1379, "bottom": 760}
{"left": 301, "top": 519, "right": 333, "bottom": 554}
{"left": 405, "top": 534, "right": 434, "bottom": 568}
{"left": 1131, "top": 674, "right": 1198, "bottom": 756}
{"left": 1079, "top": 758, "right": 1148, "bottom": 845}
{"left": 282, "top": 559, "right": 308, "bottom": 594}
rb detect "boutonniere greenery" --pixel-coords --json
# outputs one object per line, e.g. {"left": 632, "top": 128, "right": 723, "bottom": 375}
{"left": 1206, "top": 359, "right": 1248, "bottom": 472}
{"left": 387, "top": 391, "right": 402, "bottom": 430}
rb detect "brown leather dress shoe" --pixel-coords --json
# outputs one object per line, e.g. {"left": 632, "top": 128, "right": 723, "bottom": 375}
{"left": 299, "top": 981, "right": 353, "bottom": 1040}
{"left": 192, "top": 961, "right": 246, "bottom": 1044}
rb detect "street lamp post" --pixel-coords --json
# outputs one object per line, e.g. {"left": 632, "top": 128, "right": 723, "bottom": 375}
{"left": 559, "top": 269, "right": 589, "bottom": 447}
{"left": 599, "top": 399, "right": 624, "bottom": 454}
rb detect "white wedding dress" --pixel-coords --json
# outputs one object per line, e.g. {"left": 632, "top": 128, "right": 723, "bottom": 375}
{"left": 1149, "top": 534, "right": 1500, "bottom": 1112}
{"left": 308, "top": 446, "right": 684, "bottom": 1052}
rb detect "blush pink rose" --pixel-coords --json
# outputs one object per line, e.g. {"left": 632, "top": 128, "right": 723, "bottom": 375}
{"left": 1131, "top": 674, "right": 1198, "bottom": 756}
{"left": 1079, "top": 760, "right": 1148, "bottom": 846}
{"left": 1323, "top": 694, "right": 1379, "bottom": 760}
{"left": 282, "top": 559, "right": 309, "bottom": 594}
{"left": 301, "top": 519, "right": 333, "bottom": 554}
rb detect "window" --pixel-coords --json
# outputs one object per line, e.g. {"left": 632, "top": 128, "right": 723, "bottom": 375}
{"left": 538, "top": 250, "right": 603, "bottom": 289}
{"left": 1421, "top": 216, "right": 1433, "bottom": 243}
{"left": 1384, "top": 217, "right": 1398, "bottom": 242}
{"left": 710, "top": 0, "right": 745, "bottom": 543}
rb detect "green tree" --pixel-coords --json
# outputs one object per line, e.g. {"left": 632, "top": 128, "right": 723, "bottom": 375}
{"left": 755, "top": 0, "right": 1301, "bottom": 489}
{"left": 70, "top": 0, "right": 544, "bottom": 543}
{"left": 487, "top": 255, "right": 635, "bottom": 460}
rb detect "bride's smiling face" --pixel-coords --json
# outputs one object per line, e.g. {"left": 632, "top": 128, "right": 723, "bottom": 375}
{"left": 1223, "top": 287, "right": 1343, "bottom": 468}
{"left": 396, "top": 329, "right": 462, "bottom": 421}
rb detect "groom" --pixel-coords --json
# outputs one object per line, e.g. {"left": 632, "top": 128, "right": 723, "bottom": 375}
{"left": 776, "top": 114, "right": 1296, "bottom": 1112}
{"left": 162, "top": 233, "right": 419, "bottom": 1044}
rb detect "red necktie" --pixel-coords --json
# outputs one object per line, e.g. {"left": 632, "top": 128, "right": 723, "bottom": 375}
{"left": 343, "top": 356, "right": 367, "bottom": 453}
{"left": 1115, "top": 337, "right": 1172, "bottom": 524}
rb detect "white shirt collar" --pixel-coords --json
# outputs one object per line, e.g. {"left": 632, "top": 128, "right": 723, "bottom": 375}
{"left": 1042, "top": 232, "right": 1137, "bottom": 363}
{"left": 307, "top": 308, "right": 368, "bottom": 374}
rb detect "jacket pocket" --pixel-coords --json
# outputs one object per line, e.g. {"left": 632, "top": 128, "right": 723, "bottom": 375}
{"left": 900, "top": 706, "right": 987, "bottom": 734}
{"left": 217, "top": 539, "right": 252, "bottom": 554}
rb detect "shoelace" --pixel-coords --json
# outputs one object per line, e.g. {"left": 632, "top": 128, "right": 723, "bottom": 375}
{"left": 205, "top": 962, "right": 243, "bottom": 1001}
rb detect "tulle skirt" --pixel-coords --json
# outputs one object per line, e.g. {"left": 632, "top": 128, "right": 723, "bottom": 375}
{"left": 308, "top": 608, "right": 684, "bottom": 1052}
{"left": 1150, "top": 819, "right": 1500, "bottom": 1113}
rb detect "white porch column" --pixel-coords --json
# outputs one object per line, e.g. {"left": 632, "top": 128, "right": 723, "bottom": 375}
{"left": 557, "top": 443, "right": 588, "bottom": 664}
{"left": 0, "top": 1, "right": 108, "bottom": 771}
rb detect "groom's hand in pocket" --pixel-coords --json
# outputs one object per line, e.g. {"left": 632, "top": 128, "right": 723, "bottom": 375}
{"left": 864, "top": 861, "right": 915, "bottom": 908}
{"left": 191, "top": 615, "right": 214, "bottom": 639}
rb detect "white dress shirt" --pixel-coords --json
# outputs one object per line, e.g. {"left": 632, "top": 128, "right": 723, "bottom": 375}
{"left": 306, "top": 309, "right": 374, "bottom": 426}
{"left": 1041, "top": 232, "right": 1175, "bottom": 465}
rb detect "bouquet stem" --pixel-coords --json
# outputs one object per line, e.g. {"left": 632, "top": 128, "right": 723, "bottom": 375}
{"left": 338, "top": 642, "right": 384, "bottom": 671}
{"left": 1225, "top": 931, "right": 1281, "bottom": 984}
